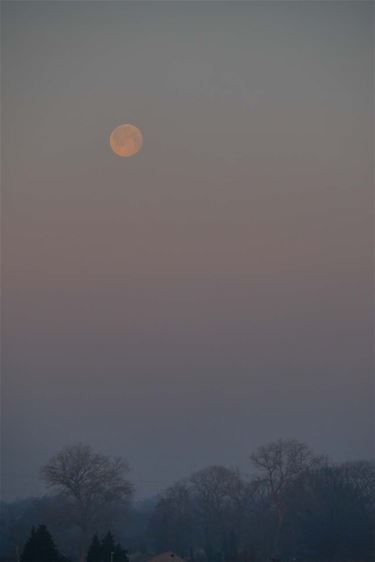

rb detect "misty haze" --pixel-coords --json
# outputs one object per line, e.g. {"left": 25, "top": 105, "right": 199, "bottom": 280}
{"left": 1, "top": 2, "right": 373, "bottom": 562}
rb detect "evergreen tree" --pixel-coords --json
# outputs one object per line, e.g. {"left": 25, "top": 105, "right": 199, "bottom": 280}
{"left": 21, "top": 528, "right": 38, "bottom": 562}
{"left": 101, "top": 532, "right": 116, "bottom": 562}
{"left": 114, "top": 543, "right": 129, "bottom": 562}
{"left": 87, "top": 534, "right": 103, "bottom": 562}
{"left": 99, "top": 532, "right": 129, "bottom": 562}
{"left": 21, "top": 525, "right": 63, "bottom": 562}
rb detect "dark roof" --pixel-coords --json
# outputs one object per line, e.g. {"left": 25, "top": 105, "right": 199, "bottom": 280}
{"left": 148, "top": 552, "right": 186, "bottom": 562}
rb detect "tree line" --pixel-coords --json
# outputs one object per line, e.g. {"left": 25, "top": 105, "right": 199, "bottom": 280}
{"left": 0, "top": 440, "right": 374, "bottom": 562}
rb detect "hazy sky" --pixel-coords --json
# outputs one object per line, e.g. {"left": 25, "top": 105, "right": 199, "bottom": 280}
{"left": 1, "top": 1, "right": 373, "bottom": 501}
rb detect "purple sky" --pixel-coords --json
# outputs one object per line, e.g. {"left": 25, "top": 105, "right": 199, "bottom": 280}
{"left": 1, "top": 0, "right": 373, "bottom": 500}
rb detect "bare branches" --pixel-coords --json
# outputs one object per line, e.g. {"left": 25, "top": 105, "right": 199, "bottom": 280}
{"left": 250, "top": 439, "right": 324, "bottom": 557}
{"left": 250, "top": 439, "right": 324, "bottom": 498}
{"left": 41, "top": 444, "right": 132, "bottom": 509}
{"left": 41, "top": 444, "right": 133, "bottom": 561}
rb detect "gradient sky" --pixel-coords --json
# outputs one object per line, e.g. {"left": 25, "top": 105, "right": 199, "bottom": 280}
{"left": 1, "top": 0, "right": 373, "bottom": 501}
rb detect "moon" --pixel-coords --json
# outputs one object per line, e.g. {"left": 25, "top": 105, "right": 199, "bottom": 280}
{"left": 109, "top": 123, "right": 143, "bottom": 157}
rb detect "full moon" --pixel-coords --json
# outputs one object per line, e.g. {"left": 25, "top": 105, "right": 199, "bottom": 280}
{"left": 109, "top": 123, "right": 143, "bottom": 157}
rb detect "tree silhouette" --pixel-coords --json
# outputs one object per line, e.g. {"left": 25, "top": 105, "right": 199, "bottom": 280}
{"left": 101, "top": 532, "right": 116, "bottom": 562}
{"left": 86, "top": 534, "right": 102, "bottom": 562}
{"left": 113, "top": 542, "right": 128, "bottom": 562}
{"left": 21, "top": 525, "right": 63, "bottom": 562}
{"left": 251, "top": 439, "right": 324, "bottom": 558}
{"left": 41, "top": 444, "right": 133, "bottom": 562}
{"left": 87, "top": 532, "right": 129, "bottom": 562}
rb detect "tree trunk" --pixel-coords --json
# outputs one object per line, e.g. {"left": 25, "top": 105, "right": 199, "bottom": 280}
{"left": 271, "top": 505, "right": 284, "bottom": 558}
{"left": 79, "top": 525, "right": 88, "bottom": 562}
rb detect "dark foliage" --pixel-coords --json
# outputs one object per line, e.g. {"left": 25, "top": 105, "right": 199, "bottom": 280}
{"left": 20, "top": 525, "right": 67, "bottom": 562}
{"left": 86, "top": 532, "right": 129, "bottom": 562}
{"left": 1, "top": 441, "right": 374, "bottom": 562}
{"left": 86, "top": 535, "right": 102, "bottom": 562}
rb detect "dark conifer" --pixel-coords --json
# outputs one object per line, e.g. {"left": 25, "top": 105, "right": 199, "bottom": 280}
{"left": 100, "top": 532, "right": 129, "bottom": 562}
{"left": 86, "top": 534, "right": 103, "bottom": 562}
{"left": 114, "top": 543, "right": 129, "bottom": 562}
{"left": 101, "top": 532, "right": 116, "bottom": 561}
{"left": 21, "top": 525, "right": 63, "bottom": 562}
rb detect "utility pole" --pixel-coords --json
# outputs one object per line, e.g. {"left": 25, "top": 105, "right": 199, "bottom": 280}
{"left": 110, "top": 552, "right": 114, "bottom": 562}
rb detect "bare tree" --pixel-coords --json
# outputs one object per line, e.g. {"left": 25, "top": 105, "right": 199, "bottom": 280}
{"left": 41, "top": 444, "right": 133, "bottom": 562}
{"left": 190, "top": 466, "right": 247, "bottom": 562}
{"left": 250, "top": 439, "right": 323, "bottom": 558}
{"left": 151, "top": 481, "right": 194, "bottom": 556}
{"left": 340, "top": 460, "right": 375, "bottom": 502}
{"left": 150, "top": 466, "right": 248, "bottom": 562}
